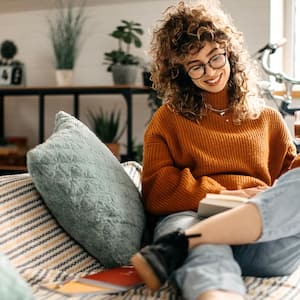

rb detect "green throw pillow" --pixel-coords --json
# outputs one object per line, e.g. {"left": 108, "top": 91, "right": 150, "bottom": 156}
{"left": 0, "top": 252, "right": 34, "bottom": 300}
{"left": 27, "top": 111, "right": 145, "bottom": 268}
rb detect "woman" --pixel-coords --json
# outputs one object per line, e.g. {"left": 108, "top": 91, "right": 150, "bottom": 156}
{"left": 131, "top": 1, "right": 300, "bottom": 300}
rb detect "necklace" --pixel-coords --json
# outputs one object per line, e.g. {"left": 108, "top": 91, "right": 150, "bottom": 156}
{"left": 204, "top": 103, "right": 230, "bottom": 116}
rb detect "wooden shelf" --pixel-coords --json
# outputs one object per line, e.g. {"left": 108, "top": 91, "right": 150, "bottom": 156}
{"left": 0, "top": 85, "right": 153, "bottom": 160}
{"left": 0, "top": 164, "right": 27, "bottom": 175}
{"left": 0, "top": 165, "right": 27, "bottom": 171}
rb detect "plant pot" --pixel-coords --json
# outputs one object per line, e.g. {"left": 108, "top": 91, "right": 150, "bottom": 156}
{"left": 142, "top": 71, "right": 152, "bottom": 87}
{"left": 56, "top": 69, "right": 73, "bottom": 86}
{"left": 111, "top": 65, "right": 138, "bottom": 85}
{"left": 105, "top": 143, "right": 120, "bottom": 160}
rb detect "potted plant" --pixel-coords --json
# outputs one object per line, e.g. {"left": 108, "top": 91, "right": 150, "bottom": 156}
{"left": 140, "top": 60, "right": 153, "bottom": 87}
{"left": 104, "top": 20, "right": 144, "bottom": 85}
{"left": 0, "top": 40, "right": 22, "bottom": 66}
{"left": 87, "top": 107, "right": 126, "bottom": 159}
{"left": 47, "top": 0, "right": 87, "bottom": 86}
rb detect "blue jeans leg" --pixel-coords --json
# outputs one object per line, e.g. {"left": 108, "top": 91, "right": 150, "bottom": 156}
{"left": 154, "top": 211, "right": 246, "bottom": 300}
{"left": 152, "top": 168, "right": 300, "bottom": 298}
{"left": 233, "top": 234, "right": 300, "bottom": 277}
{"left": 250, "top": 167, "right": 300, "bottom": 242}
{"left": 234, "top": 167, "right": 300, "bottom": 277}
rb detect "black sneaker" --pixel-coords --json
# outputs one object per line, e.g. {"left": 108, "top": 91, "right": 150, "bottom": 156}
{"left": 131, "top": 229, "right": 201, "bottom": 291}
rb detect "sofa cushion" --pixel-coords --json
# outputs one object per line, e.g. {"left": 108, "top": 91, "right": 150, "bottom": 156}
{"left": 27, "top": 111, "right": 145, "bottom": 267}
{"left": 0, "top": 173, "right": 103, "bottom": 287}
{"left": 0, "top": 252, "right": 34, "bottom": 300}
{"left": 0, "top": 171, "right": 181, "bottom": 299}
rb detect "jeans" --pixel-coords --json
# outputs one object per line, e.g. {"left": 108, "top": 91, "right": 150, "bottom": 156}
{"left": 153, "top": 168, "right": 300, "bottom": 299}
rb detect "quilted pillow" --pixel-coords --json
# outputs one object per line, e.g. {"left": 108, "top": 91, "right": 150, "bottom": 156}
{"left": 27, "top": 111, "right": 145, "bottom": 268}
{"left": 0, "top": 252, "right": 34, "bottom": 300}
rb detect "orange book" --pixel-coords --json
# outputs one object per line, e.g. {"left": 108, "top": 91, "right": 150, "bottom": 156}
{"left": 44, "top": 266, "right": 144, "bottom": 296}
{"left": 79, "top": 265, "right": 143, "bottom": 290}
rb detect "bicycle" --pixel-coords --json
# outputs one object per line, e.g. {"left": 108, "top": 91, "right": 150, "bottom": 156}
{"left": 253, "top": 39, "right": 300, "bottom": 152}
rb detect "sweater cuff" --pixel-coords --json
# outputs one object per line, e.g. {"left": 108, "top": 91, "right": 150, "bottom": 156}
{"left": 202, "top": 176, "right": 226, "bottom": 194}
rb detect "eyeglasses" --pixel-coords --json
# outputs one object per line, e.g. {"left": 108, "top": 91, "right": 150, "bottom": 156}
{"left": 187, "top": 52, "right": 227, "bottom": 79}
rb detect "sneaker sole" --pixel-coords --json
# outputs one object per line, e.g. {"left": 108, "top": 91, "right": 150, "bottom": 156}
{"left": 131, "top": 252, "right": 162, "bottom": 291}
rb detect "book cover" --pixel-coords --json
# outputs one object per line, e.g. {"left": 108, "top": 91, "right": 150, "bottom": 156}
{"left": 43, "top": 266, "right": 144, "bottom": 296}
{"left": 198, "top": 193, "right": 248, "bottom": 217}
{"left": 79, "top": 265, "right": 143, "bottom": 290}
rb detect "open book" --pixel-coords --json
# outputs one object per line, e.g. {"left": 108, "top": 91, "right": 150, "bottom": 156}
{"left": 198, "top": 193, "right": 248, "bottom": 217}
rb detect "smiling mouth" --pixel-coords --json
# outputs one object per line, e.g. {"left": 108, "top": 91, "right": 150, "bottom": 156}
{"left": 205, "top": 73, "right": 222, "bottom": 85}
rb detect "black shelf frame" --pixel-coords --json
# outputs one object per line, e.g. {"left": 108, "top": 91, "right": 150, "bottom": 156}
{"left": 0, "top": 85, "right": 152, "bottom": 160}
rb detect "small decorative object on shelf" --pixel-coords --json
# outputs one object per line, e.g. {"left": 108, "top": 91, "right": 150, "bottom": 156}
{"left": 47, "top": 0, "right": 87, "bottom": 86}
{"left": 87, "top": 107, "right": 126, "bottom": 160}
{"left": 140, "top": 60, "right": 153, "bottom": 87}
{"left": 0, "top": 136, "right": 28, "bottom": 169}
{"left": 0, "top": 40, "right": 25, "bottom": 86}
{"left": 142, "top": 71, "right": 152, "bottom": 87}
{"left": 104, "top": 20, "right": 144, "bottom": 85}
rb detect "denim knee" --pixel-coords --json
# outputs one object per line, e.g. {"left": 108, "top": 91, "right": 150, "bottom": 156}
{"left": 174, "top": 244, "right": 246, "bottom": 299}
{"left": 153, "top": 211, "right": 200, "bottom": 241}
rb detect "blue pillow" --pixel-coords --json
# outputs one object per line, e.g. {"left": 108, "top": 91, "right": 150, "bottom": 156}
{"left": 27, "top": 111, "right": 145, "bottom": 268}
{"left": 0, "top": 252, "right": 34, "bottom": 300}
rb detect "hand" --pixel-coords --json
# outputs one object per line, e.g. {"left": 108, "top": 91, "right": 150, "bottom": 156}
{"left": 220, "top": 186, "right": 268, "bottom": 198}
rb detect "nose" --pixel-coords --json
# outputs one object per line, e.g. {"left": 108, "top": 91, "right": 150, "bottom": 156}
{"left": 204, "top": 64, "right": 215, "bottom": 76}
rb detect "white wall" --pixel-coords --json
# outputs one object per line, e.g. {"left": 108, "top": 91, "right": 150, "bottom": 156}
{"left": 0, "top": 0, "right": 271, "bottom": 153}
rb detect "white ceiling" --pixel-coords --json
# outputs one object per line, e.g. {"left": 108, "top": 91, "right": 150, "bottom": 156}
{"left": 0, "top": 0, "right": 146, "bottom": 14}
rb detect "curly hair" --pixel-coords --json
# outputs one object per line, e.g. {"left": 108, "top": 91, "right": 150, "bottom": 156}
{"left": 149, "top": 1, "right": 264, "bottom": 123}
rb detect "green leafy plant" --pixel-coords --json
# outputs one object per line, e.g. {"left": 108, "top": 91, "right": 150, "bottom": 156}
{"left": 88, "top": 107, "right": 126, "bottom": 143}
{"left": 104, "top": 20, "right": 144, "bottom": 71}
{"left": 47, "top": 0, "right": 87, "bottom": 69}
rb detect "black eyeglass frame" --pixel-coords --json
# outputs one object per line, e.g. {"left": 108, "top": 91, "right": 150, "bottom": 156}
{"left": 186, "top": 52, "right": 227, "bottom": 80}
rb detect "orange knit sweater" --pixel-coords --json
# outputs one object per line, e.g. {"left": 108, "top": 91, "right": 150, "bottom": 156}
{"left": 142, "top": 90, "right": 299, "bottom": 215}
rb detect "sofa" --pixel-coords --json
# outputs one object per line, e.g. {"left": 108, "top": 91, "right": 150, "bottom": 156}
{"left": 1, "top": 111, "right": 300, "bottom": 300}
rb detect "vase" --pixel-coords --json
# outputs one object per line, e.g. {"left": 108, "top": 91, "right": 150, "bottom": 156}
{"left": 55, "top": 69, "right": 73, "bottom": 86}
{"left": 105, "top": 143, "right": 120, "bottom": 160}
{"left": 111, "top": 65, "right": 138, "bottom": 85}
{"left": 142, "top": 71, "right": 152, "bottom": 87}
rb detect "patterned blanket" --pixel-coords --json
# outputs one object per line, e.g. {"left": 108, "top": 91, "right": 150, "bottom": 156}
{"left": 0, "top": 162, "right": 300, "bottom": 299}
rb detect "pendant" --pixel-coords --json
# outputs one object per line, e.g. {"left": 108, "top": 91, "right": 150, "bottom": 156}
{"left": 204, "top": 103, "right": 230, "bottom": 116}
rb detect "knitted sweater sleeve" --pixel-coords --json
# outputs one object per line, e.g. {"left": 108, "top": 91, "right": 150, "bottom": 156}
{"left": 142, "top": 109, "right": 225, "bottom": 215}
{"left": 267, "top": 108, "right": 298, "bottom": 177}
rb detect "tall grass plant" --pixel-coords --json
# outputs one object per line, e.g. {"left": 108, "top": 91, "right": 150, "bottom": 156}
{"left": 48, "top": 0, "right": 87, "bottom": 69}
